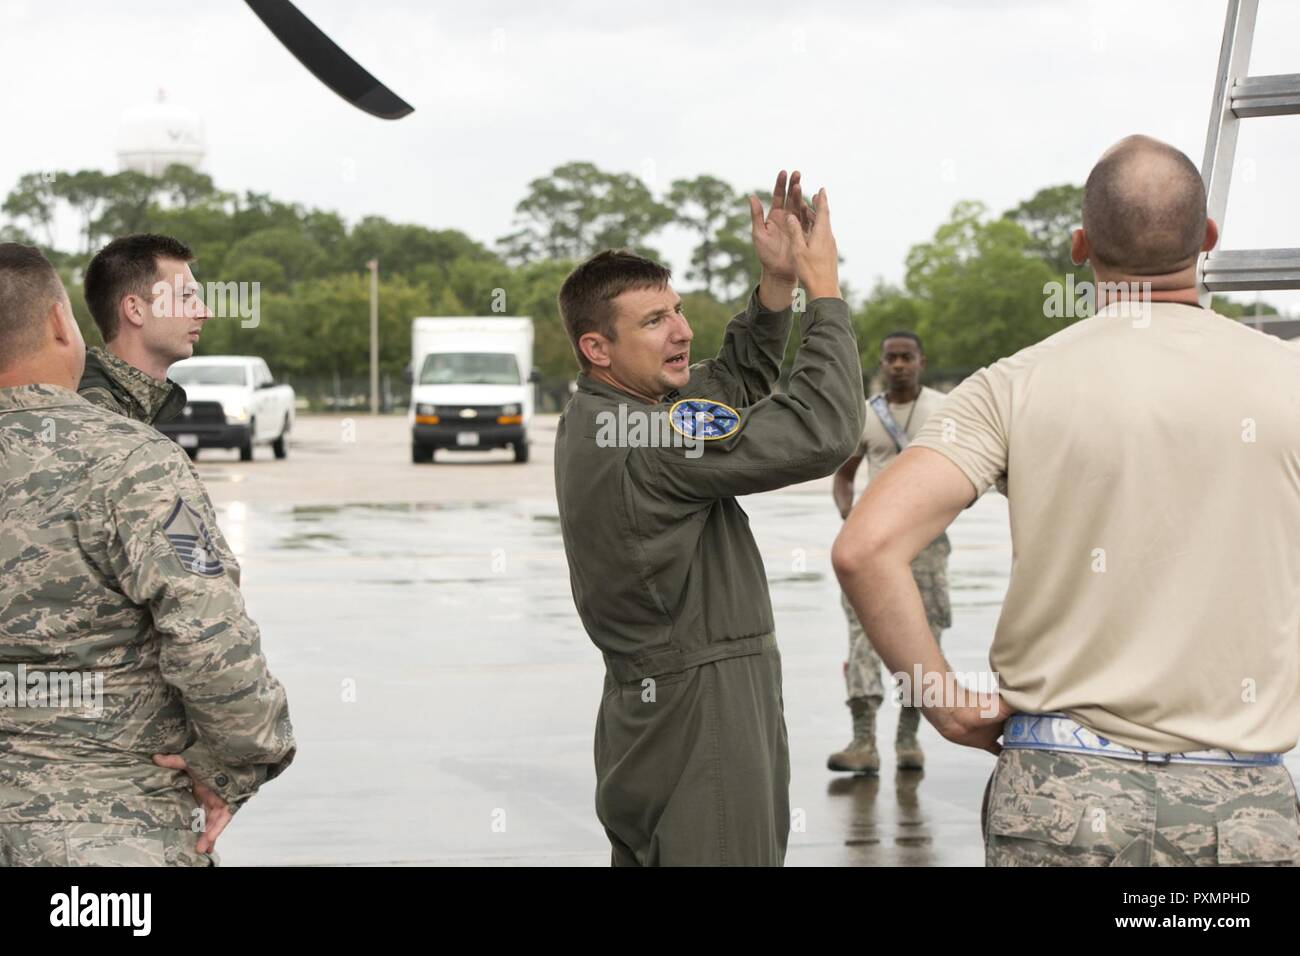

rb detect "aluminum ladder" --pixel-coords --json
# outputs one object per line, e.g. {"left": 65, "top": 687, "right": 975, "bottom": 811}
{"left": 1198, "top": 0, "right": 1300, "bottom": 303}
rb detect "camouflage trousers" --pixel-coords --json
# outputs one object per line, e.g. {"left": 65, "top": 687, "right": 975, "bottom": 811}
{"left": 841, "top": 533, "right": 951, "bottom": 702}
{"left": 983, "top": 748, "right": 1300, "bottom": 866}
{"left": 0, "top": 823, "right": 216, "bottom": 867}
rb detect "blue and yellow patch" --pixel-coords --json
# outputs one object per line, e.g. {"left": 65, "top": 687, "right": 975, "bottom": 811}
{"left": 668, "top": 399, "right": 741, "bottom": 441}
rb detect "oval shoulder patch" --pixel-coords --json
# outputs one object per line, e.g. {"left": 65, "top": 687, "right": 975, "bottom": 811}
{"left": 668, "top": 399, "right": 741, "bottom": 441}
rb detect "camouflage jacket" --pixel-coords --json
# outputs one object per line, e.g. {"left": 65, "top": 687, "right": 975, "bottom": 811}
{"left": 78, "top": 346, "right": 187, "bottom": 426}
{"left": 0, "top": 384, "right": 295, "bottom": 828}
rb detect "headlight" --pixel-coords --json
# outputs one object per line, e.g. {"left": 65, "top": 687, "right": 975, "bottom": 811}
{"left": 416, "top": 403, "right": 437, "bottom": 415}
{"left": 501, "top": 404, "right": 520, "bottom": 416}
{"left": 223, "top": 403, "right": 250, "bottom": 423}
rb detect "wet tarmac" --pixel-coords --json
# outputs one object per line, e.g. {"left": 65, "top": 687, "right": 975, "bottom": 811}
{"left": 194, "top": 415, "right": 1298, "bottom": 866}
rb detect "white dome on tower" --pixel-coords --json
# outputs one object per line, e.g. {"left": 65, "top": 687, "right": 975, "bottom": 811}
{"left": 117, "top": 89, "right": 206, "bottom": 176}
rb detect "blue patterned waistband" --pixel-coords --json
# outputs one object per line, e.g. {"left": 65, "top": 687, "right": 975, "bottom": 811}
{"left": 1002, "top": 713, "right": 1282, "bottom": 768}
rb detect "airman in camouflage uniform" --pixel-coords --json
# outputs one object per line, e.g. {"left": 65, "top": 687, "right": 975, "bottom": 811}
{"left": 77, "top": 233, "right": 209, "bottom": 427}
{"left": 837, "top": 535, "right": 950, "bottom": 761}
{"left": 0, "top": 242, "right": 293, "bottom": 867}
{"left": 983, "top": 750, "right": 1299, "bottom": 866}
{"left": 829, "top": 331, "right": 952, "bottom": 774}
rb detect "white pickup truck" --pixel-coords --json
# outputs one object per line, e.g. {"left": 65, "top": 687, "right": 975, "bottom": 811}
{"left": 162, "top": 356, "right": 296, "bottom": 461}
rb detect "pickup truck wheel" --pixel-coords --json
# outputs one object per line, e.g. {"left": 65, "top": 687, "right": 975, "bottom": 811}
{"left": 185, "top": 447, "right": 199, "bottom": 461}
{"left": 412, "top": 443, "right": 433, "bottom": 464}
{"left": 240, "top": 419, "right": 255, "bottom": 461}
{"left": 513, "top": 440, "right": 529, "bottom": 464}
{"left": 272, "top": 415, "right": 289, "bottom": 459}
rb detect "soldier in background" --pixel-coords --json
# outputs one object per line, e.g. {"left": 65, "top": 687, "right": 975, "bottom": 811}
{"left": 828, "top": 331, "right": 951, "bottom": 774}
{"left": 78, "top": 233, "right": 210, "bottom": 425}
{"left": 0, "top": 242, "right": 294, "bottom": 866}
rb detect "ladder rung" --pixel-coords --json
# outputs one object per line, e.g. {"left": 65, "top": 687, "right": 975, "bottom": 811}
{"left": 1231, "top": 74, "right": 1300, "bottom": 117}
{"left": 1202, "top": 248, "right": 1300, "bottom": 291}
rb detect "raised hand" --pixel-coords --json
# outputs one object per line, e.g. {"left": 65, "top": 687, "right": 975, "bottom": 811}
{"left": 778, "top": 187, "right": 840, "bottom": 301}
{"left": 749, "top": 170, "right": 815, "bottom": 284}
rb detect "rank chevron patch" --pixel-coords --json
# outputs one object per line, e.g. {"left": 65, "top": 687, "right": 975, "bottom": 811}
{"left": 162, "top": 498, "right": 225, "bottom": 577}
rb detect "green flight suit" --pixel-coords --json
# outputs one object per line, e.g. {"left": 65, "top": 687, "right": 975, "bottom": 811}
{"left": 554, "top": 290, "right": 864, "bottom": 866}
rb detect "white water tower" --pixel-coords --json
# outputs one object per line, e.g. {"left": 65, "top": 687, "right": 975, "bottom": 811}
{"left": 116, "top": 89, "right": 206, "bottom": 176}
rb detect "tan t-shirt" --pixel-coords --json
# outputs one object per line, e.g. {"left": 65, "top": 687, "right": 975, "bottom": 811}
{"left": 858, "top": 385, "right": 948, "bottom": 481}
{"left": 911, "top": 301, "right": 1300, "bottom": 754}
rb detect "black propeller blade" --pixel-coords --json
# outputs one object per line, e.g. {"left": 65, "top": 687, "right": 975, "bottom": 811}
{"left": 244, "top": 0, "right": 414, "bottom": 120}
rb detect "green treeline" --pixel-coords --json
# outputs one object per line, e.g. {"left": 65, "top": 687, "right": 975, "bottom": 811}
{"left": 1, "top": 163, "right": 1277, "bottom": 393}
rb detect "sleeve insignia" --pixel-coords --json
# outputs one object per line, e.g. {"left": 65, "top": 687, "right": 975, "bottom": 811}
{"left": 163, "top": 498, "right": 225, "bottom": 577}
{"left": 668, "top": 399, "right": 741, "bottom": 441}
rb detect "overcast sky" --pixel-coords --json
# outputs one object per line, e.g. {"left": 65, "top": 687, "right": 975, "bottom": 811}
{"left": 2, "top": 0, "right": 1297, "bottom": 310}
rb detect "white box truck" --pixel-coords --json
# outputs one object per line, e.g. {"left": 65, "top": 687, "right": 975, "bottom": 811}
{"left": 409, "top": 316, "right": 536, "bottom": 463}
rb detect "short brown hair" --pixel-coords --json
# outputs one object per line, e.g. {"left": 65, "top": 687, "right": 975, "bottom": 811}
{"left": 557, "top": 250, "right": 671, "bottom": 370}
{"left": 0, "top": 242, "right": 65, "bottom": 370}
{"left": 83, "top": 233, "right": 195, "bottom": 343}
{"left": 1083, "top": 136, "right": 1207, "bottom": 275}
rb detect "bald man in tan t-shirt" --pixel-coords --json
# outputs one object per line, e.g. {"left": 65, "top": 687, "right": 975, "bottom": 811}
{"left": 835, "top": 135, "right": 1300, "bottom": 867}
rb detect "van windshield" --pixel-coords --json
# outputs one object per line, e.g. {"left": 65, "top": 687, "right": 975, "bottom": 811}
{"left": 419, "top": 352, "right": 520, "bottom": 386}
{"left": 170, "top": 365, "right": 248, "bottom": 386}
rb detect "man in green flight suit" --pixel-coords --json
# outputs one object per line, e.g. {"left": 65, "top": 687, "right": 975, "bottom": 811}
{"left": 78, "top": 234, "right": 210, "bottom": 425}
{"left": 554, "top": 172, "right": 864, "bottom": 866}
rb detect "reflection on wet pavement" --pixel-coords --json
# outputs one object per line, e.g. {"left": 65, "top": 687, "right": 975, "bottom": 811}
{"left": 208, "top": 489, "right": 1300, "bottom": 866}
{"left": 208, "top": 492, "right": 1006, "bottom": 865}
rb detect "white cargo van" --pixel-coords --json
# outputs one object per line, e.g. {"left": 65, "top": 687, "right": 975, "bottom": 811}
{"left": 409, "top": 317, "right": 536, "bottom": 463}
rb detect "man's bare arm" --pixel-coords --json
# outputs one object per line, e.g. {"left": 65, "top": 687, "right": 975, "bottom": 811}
{"left": 832, "top": 446, "right": 1010, "bottom": 753}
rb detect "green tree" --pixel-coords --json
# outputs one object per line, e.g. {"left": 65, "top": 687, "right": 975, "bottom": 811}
{"left": 1209, "top": 295, "right": 1280, "bottom": 320}
{"left": 439, "top": 257, "right": 515, "bottom": 315}
{"left": 224, "top": 227, "right": 330, "bottom": 289}
{"left": 197, "top": 274, "right": 432, "bottom": 383}
{"left": 1003, "top": 184, "right": 1086, "bottom": 276}
{"left": 2, "top": 172, "right": 58, "bottom": 247}
{"left": 507, "top": 259, "right": 581, "bottom": 379}
{"left": 52, "top": 170, "right": 114, "bottom": 253}
{"left": 905, "top": 201, "right": 1063, "bottom": 370}
{"left": 230, "top": 191, "right": 311, "bottom": 238}
{"left": 499, "top": 161, "right": 672, "bottom": 264}
{"left": 667, "top": 175, "right": 752, "bottom": 298}
{"left": 91, "top": 171, "right": 162, "bottom": 240}
{"left": 156, "top": 164, "right": 219, "bottom": 207}
{"left": 348, "top": 217, "right": 495, "bottom": 278}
